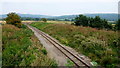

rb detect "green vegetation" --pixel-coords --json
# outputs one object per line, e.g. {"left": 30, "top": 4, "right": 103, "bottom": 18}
{"left": 21, "top": 17, "right": 40, "bottom": 21}
{"left": 0, "top": 24, "right": 2, "bottom": 67}
{"left": 31, "top": 22, "right": 120, "bottom": 67}
{"left": 65, "top": 59, "right": 74, "bottom": 67}
{"left": 0, "top": 13, "right": 118, "bottom": 21}
{"left": 41, "top": 18, "right": 47, "bottom": 22}
{"left": 5, "top": 12, "right": 22, "bottom": 28}
{"left": 41, "top": 48, "right": 47, "bottom": 55}
{"left": 115, "top": 19, "right": 120, "bottom": 30}
{"left": 2, "top": 24, "right": 57, "bottom": 66}
{"left": 74, "top": 15, "right": 112, "bottom": 30}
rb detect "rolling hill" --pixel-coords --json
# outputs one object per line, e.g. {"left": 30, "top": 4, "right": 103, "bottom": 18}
{"left": 0, "top": 13, "right": 118, "bottom": 21}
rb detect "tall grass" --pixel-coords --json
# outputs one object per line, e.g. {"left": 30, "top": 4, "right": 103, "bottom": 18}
{"left": 2, "top": 24, "right": 57, "bottom": 66}
{"left": 31, "top": 22, "right": 120, "bottom": 67}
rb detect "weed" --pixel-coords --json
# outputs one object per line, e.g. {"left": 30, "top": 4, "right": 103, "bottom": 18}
{"left": 65, "top": 59, "right": 74, "bottom": 66}
{"left": 2, "top": 24, "right": 57, "bottom": 66}
{"left": 31, "top": 22, "right": 119, "bottom": 67}
{"left": 41, "top": 48, "right": 47, "bottom": 55}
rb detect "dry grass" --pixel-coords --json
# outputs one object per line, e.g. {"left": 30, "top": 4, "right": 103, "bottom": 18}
{"left": 0, "top": 21, "right": 6, "bottom": 24}
{"left": 28, "top": 21, "right": 73, "bottom": 24}
{"left": 47, "top": 21, "right": 73, "bottom": 24}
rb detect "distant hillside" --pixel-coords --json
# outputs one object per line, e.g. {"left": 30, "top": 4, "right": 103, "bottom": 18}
{"left": 0, "top": 13, "right": 54, "bottom": 18}
{"left": 51, "top": 13, "right": 118, "bottom": 21}
{"left": 0, "top": 13, "right": 118, "bottom": 21}
{"left": 85, "top": 14, "right": 118, "bottom": 21}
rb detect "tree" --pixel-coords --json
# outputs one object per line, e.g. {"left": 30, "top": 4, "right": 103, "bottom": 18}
{"left": 74, "top": 15, "right": 112, "bottom": 30}
{"left": 41, "top": 18, "right": 47, "bottom": 22}
{"left": 64, "top": 19, "right": 70, "bottom": 21}
{"left": 35, "top": 18, "right": 40, "bottom": 21}
{"left": 116, "top": 19, "right": 120, "bottom": 30}
{"left": 102, "top": 19, "right": 112, "bottom": 29}
{"left": 5, "top": 12, "right": 22, "bottom": 27}
{"left": 92, "top": 16, "right": 102, "bottom": 28}
{"left": 89, "top": 17, "right": 94, "bottom": 27}
{"left": 74, "top": 15, "right": 88, "bottom": 26}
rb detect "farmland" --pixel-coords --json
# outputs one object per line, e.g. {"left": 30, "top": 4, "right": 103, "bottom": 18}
{"left": 2, "top": 24, "right": 57, "bottom": 66}
{"left": 30, "top": 21, "right": 119, "bottom": 67}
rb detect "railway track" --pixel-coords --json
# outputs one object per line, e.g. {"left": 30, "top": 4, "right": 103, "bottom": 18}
{"left": 26, "top": 24, "right": 92, "bottom": 67}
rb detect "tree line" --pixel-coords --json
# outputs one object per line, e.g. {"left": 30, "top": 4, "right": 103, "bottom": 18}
{"left": 3, "top": 13, "right": 120, "bottom": 30}
{"left": 74, "top": 14, "right": 120, "bottom": 31}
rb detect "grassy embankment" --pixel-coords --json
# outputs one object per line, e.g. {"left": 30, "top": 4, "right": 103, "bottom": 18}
{"left": 2, "top": 24, "right": 57, "bottom": 66}
{"left": 30, "top": 22, "right": 119, "bottom": 67}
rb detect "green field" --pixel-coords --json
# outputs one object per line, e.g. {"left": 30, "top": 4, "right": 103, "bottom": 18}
{"left": 2, "top": 24, "right": 57, "bottom": 66}
{"left": 30, "top": 21, "right": 119, "bottom": 67}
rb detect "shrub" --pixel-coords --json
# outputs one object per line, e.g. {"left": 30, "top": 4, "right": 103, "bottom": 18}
{"left": 41, "top": 18, "right": 47, "bottom": 22}
{"left": 5, "top": 12, "right": 22, "bottom": 28}
{"left": 41, "top": 48, "right": 47, "bottom": 55}
{"left": 115, "top": 19, "right": 120, "bottom": 30}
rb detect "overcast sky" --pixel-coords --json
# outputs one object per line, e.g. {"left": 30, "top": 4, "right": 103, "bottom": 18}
{"left": 0, "top": 0, "right": 119, "bottom": 16}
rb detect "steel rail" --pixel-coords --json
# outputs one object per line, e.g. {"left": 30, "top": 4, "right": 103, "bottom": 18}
{"left": 27, "top": 24, "right": 91, "bottom": 68}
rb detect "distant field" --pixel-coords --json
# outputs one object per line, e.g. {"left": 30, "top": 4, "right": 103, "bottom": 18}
{"left": 108, "top": 21, "right": 117, "bottom": 26}
{"left": 1, "top": 20, "right": 116, "bottom": 25}
{"left": 22, "top": 21, "right": 73, "bottom": 24}
{"left": 0, "top": 21, "right": 36, "bottom": 24}
{"left": 46, "top": 21, "right": 73, "bottom": 24}
{"left": 31, "top": 21, "right": 119, "bottom": 67}
{"left": 21, "top": 21, "right": 72, "bottom": 25}
{"left": 0, "top": 21, "right": 6, "bottom": 24}
{"left": 2, "top": 24, "right": 57, "bottom": 66}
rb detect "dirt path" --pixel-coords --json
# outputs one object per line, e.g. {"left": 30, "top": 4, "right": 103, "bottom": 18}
{"left": 26, "top": 24, "right": 92, "bottom": 66}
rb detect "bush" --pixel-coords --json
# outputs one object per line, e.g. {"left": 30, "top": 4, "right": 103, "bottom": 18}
{"left": 41, "top": 18, "right": 47, "bottom": 22}
{"left": 5, "top": 12, "right": 22, "bottom": 28}
{"left": 41, "top": 48, "right": 47, "bottom": 55}
{"left": 115, "top": 19, "right": 120, "bottom": 30}
{"left": 74, "top": 15, "right": 88, "bottom": 26}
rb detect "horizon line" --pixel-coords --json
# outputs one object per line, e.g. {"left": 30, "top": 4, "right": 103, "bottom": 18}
{"left": 0, "top": 12, "right": 118, "bottom": 16}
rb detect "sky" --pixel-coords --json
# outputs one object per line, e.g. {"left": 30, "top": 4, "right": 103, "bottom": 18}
{"left": 0, "top": 0, "right": 119, "bottom": 16}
